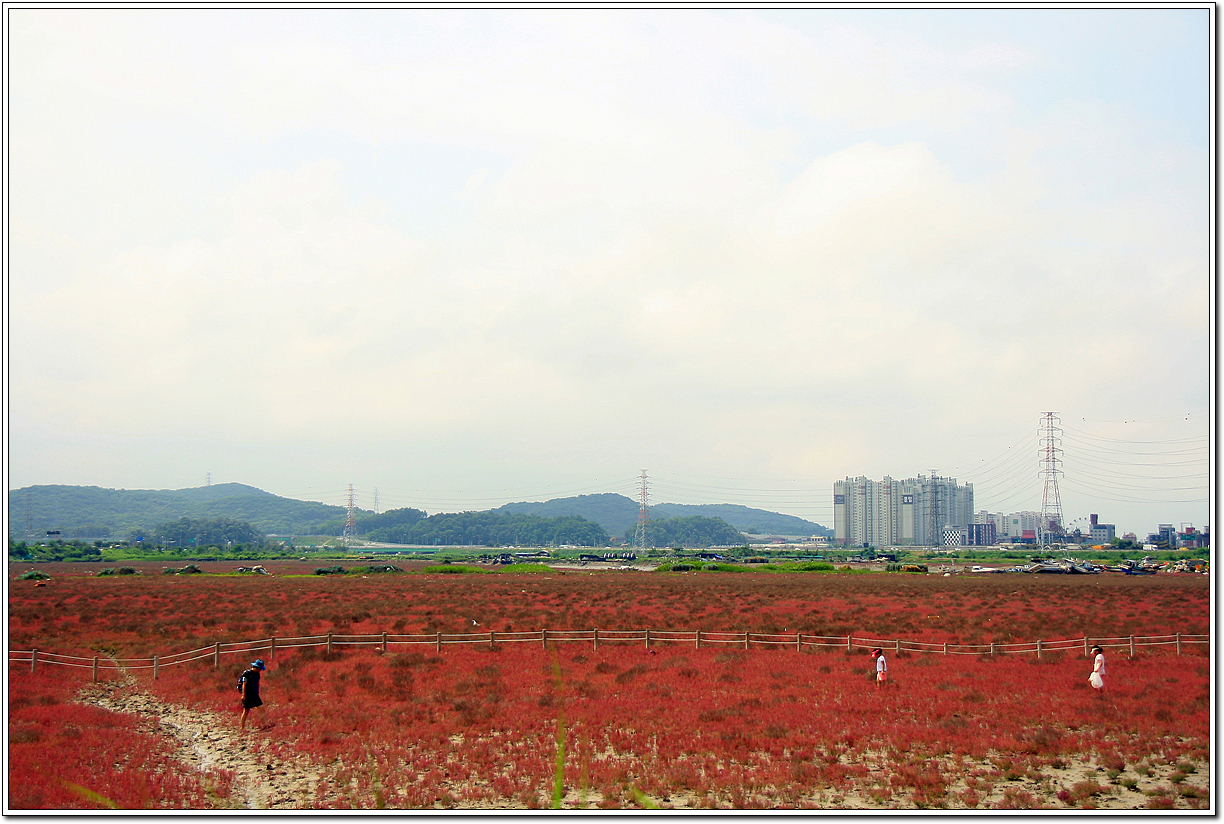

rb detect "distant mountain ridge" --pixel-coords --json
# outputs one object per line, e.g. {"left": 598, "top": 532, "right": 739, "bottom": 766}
{"left": 7, "top": 483, "right": 346, "bottom": 540}
{"left": 495, "top": 493, "right": 830, "bottom": 538}
{"left": 8, "top": 484, "right": 831, "bottom": 542}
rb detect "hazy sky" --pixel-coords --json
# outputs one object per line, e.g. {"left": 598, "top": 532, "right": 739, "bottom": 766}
{"left": 6, "top": 7, "right": 1211, "bottom": 536}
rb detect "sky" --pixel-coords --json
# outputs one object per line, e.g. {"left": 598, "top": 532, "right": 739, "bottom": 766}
{"left": 5, "top": 7, "right": 1212, "bottom": 537}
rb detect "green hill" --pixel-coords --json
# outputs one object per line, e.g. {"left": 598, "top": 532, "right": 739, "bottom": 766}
{"left": 7, "top": 484, "right": 347, "bottom": 540}
{"left": 495, "top": 494, "right": 830, "bottom": 537}
{"left": 8, "top": 484, "right": 831, "bottom": 544}
{"left": 495, "top": 493, "right": 640, "bottom": 535}
{"left": 650, "top": 503, "right": 831, "bottom": 537}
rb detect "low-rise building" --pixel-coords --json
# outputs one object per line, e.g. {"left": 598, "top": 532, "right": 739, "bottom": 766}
{"left": 1088, "top": 513, "right": 1115, "bottom": 544}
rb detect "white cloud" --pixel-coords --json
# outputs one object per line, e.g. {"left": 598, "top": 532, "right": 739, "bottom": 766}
{"left": 6, "top": 9, "right": 1209, "bottom": 533}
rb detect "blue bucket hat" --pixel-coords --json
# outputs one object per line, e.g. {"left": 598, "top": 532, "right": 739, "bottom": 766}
{"left": 252, "top": 659, "right": 266, "bottom": 670}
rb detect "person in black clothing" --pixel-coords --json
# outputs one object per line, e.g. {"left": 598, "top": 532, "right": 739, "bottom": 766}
{"left": 237, "top": 658, "right": 266, "bottom": 730}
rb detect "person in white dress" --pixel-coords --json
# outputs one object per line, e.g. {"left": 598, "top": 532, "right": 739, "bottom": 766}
{"left": 1088, "top": 645, "right": 1105, "bottom": 694}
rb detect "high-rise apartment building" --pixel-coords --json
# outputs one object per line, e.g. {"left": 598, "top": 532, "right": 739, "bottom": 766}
{"left": 834, "top": 474, "right": 974, "bottom": 547}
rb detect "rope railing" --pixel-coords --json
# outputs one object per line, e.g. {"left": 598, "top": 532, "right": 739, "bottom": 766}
{"left": 10, "top": 630, "right": 1209, "bottom": 679}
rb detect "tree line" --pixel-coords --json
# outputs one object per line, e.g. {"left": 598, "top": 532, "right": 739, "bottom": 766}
{"left": 625, "top": 515, "right": 746, "bottom": 548}
{"left": 366, "top": 511, "right": 609, "bottom": 547}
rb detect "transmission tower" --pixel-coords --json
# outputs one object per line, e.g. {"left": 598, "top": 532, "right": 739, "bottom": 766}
{"left": 927, "top": 470, "right": 941, "bottom": 547}
{"left": 206, "top": 472, "right": 212, "bottom": 487}
{"left": 343, "top": 484, "right": 357, "bottom": 548}
{"left": 634, "top": 470, "right": 651, "bottom": 550}
{"left": 1038, "top": 412, "right": 1064, "bottom": 546}
{"left": 373, "top": 487, "right": 380, "bottom": 515}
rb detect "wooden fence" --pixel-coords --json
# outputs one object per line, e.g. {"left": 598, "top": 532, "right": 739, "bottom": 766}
{"left": 8, "top": 630, "right": 1209, "bottom": 680}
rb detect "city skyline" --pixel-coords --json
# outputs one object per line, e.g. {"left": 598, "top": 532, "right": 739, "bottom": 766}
{"left": 6, "top": 8, "right": 1211, "bottom": 541}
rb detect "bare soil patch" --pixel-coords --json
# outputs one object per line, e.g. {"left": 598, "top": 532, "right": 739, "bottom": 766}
{"left": 75, "top": 679, "right": 322, "bottom": 809}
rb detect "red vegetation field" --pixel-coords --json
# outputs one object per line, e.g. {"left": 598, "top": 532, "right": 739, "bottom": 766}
{"left": 7, "top": 563, "right": 1211, "bottom": 809}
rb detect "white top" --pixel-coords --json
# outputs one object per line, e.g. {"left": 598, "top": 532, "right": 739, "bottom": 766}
{"left": 1093, "top": 652, "right": 1105, "bottom": 675}
{"left": 876, "top": 655, "right": 887, "bottom": 673}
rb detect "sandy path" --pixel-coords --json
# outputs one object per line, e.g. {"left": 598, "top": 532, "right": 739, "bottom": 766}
{"left": 76, "top": 678, "right": 322, "bottom": 809}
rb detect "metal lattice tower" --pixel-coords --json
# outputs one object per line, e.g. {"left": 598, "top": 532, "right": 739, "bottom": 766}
{"left": 343, "top": 484, "right": 357, "bottom": 548}
{"left": 634, "top": 470, "right": 651, "bottom": 550}
{"left": 206, "top": 472, "right": 212, "bottom": 487}
{"left": 1038, "top": 412, "right": 1064, "bottom": 546}
{"left": 373, "top": 487, "right": 380, "bottom": 516}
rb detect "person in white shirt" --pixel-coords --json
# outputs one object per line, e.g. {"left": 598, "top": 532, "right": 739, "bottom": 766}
{"left": 872, "top": 648, "right": 888, "bottom": 687}
{"left": 1089, "top": 645, "right": 1105, "bottom": 694}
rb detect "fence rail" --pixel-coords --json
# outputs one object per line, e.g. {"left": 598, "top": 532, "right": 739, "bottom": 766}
{"left": 10, "top": 629, "right": 1208, "bottom": 679}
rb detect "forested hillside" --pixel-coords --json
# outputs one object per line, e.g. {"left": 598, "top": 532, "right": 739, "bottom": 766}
{"left": 497, "top": 494, "right": 829, "bottom": 537}
{"left": 8, "top": 484, "right": 828, "bottom": 544}
{"left": 366, "top": 511, "right": 608, "bottom": 547}
{"left": 624, "top": 515, "right": 746, "bottom": 548}
{"left": 7, "top": 484, "right": 347, "bottom": 540}
{"left": 313, "top": 506, "right": 428, "bottom": 537}
{"left": 494, "top": 493, "right": 640, "bottom": 535}
{"left": 650, "top": 502, "right": 831, "bottom": 537}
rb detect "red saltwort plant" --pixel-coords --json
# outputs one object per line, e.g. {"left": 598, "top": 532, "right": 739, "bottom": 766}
{"left": 7, "top": 654, "right": 234, "bottom": 809}
{"left": 8, "top": 564, "right": 1209, "bottom": 809}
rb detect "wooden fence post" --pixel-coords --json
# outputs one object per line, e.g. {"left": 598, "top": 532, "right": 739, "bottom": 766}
{"left": 645, "top": 629, "right": 651, "bottom": 650}
{"left": 744, "top": 632, "right": 749, "bottom": 650}
{"left": 847, "top": 636, "right": 852, "bottom": 653}
{"left": 214, "top": 643, "right": 220, "bottom": 668}
{"left": 1084, "top": 637, "right": 1089, "bottom": 657}
{"left": 154, "top": 655, "right": 159, "bottom": 680}
{"left": 93, "top": 657, "right": 99, "bottom": 682}
{"left": 1176, "top": 633, "right": 1182, "bottom": 655}
{"left": 31, "top": 650, "right": 37, "bottom": 674}
{"left": 990, "top": 643, "right": 997, "bottom": 657}
{"left": 437, "top": 632, "right": 442, "bottom": 653}
{"left": 593, "top": 629, "right": 599, "bottom": 651}
{"left": 797, "top": 634, "right": 802, "bottom": 653}
{"left": 1129, "top": 636, "right": 1135, "bottom": 658}
{"left": 541, "top": 629, "right": 547, "bottom": 650}
{"left": 381, "top": 632, "right": 387, "bottom": 653}
{"left": 270, "top": 636, "right": 277, "bottom": 660}
{"left": 695, "top": 630, "right": 700, "bottom": 650}
{"left": 943, "top": 642, "right": 948, "bottom": 655}
{"left": 1036, "top": 640, "right": 1042, "bottom": 659}
{"left": 327, "top": 632, "right": 333, "bottom": 655}
{"left": 895, "top": 639, "right": 901, "bottom": 655}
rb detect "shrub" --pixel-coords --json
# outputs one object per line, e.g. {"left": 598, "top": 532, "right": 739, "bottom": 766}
{"left": 315, "top": 566, "right": 346, "bottom": 575}
{"left": 497, "top": 564, "right": 552, "bottom": 574}
{"left": 19, "top": 570, "right": 50, "bottom": 581}
{"left": 420, "top": 565, "right": 487, "bottom": 574}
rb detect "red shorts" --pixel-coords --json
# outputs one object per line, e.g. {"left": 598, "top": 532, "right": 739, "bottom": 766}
{"left": 877, "top": 671, "right": 888, "bottom": 683}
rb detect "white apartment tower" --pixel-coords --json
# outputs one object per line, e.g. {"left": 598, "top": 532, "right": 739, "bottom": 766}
{"left": 834, "top": 474, "right": 974, "bottom": 547}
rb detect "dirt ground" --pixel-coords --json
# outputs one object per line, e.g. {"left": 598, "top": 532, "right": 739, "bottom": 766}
{"left": 75, "top": 679, "right": 321, "bottom": 809}
{"left": 73, "top": 684, "right": 1209, "bottom": 811}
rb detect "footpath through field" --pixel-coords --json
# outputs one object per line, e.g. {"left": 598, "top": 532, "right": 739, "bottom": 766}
{"left": 75, "top": 677, "right": 322, "bottom": 809}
